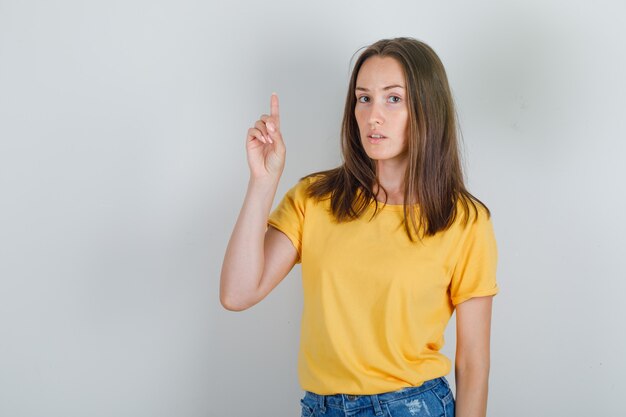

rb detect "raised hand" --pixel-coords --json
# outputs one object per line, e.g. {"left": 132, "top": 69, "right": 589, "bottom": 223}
{"left": 246, "top": 93, "right": 286, "bottom": 181}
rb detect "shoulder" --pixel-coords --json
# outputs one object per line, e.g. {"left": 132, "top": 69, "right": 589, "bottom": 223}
{"left": 297, "top": 171, "right": 333, "bottom": 198}
{"left": 280, "top": 173, "right": 325, "bottom": 206}
{"left": 290, "top": 173, "right": 321, "bottom": 194}
{"left": 448, "top": 195, "right": 498, "bottom": 260}
{"left": 299, "top": 173, "right": 324, "bottom": 187}
{"left": 452, "top": 194, "right": 494, "bottom": 232}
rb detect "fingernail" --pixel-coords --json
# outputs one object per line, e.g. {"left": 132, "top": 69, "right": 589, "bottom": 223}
{"left": 268, "top": 137, "right": 273, "bottom": 144}
{"left": 267, "top": 122, "right": 275, "bottom": 132}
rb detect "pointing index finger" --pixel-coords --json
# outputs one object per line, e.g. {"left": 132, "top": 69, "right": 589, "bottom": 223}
{"left": 270, "top": 92, "right": 280, "bottom": 119}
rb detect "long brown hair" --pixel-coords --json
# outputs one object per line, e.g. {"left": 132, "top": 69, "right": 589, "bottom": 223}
{"left": 302, "top": 37, "right": 490, "bottom": 241}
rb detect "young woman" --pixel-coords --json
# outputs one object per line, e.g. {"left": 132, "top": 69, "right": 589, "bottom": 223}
{"left": 221, "top": 37, "right": 499, "bottom": 417}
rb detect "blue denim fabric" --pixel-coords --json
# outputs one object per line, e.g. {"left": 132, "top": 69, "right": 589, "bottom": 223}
{"left": 300, "top": 377, "right": 455, "bottom": 417}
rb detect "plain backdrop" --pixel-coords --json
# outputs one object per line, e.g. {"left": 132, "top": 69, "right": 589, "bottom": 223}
{"left": 1, "top": 0, "right": 625, "bottom": 416}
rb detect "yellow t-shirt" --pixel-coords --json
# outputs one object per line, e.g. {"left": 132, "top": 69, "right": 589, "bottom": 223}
{"left": 267, "top": 175, "right": 499, "bottom": 395}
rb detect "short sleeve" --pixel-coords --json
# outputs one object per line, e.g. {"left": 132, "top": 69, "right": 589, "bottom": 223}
{"left": 449, "top": 207, "right": 499, "bottom": 306}
{"left": 267, "top": 178, "right": 309, "bottom": 264}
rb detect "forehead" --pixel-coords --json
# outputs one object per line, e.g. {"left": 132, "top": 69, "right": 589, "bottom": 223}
{"left": 355, "top": 56, "right": 405, "bottom": 87}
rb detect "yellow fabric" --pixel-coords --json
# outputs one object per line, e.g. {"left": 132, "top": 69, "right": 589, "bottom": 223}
{"left": 267, "top": 175, "right": 499, "bottom": 395}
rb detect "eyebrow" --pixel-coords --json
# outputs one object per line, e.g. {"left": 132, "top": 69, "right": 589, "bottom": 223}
{"left": 355, "top": 84, "right": 405, "bottom": 92}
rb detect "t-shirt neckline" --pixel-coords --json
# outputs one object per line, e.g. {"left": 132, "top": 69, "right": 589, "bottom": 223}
{"left": 370, "top": 199, "right": 408, "bottom": 211}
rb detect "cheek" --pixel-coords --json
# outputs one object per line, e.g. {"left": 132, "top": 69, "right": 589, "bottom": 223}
{"left": 398, "top": 112, "right": 409, "bottom": 134}
{"left": 355, "top": 112, "right": 367, "bottom": 132}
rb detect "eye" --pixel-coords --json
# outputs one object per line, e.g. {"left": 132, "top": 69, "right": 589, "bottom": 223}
{"left": 388, "top": 96, "right": 401, "bottom": 103}
{"left": 357, "top": 96, "right": 369, "bottom": 103}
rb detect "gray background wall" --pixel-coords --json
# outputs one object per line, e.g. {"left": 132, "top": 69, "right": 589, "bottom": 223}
{"left": 1, "top": 0, "right": 624, "bottom": 416}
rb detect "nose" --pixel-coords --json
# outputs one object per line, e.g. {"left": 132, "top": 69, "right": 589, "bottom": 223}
{"left": 367, "top": 102, "right": 385, "bottom": 128}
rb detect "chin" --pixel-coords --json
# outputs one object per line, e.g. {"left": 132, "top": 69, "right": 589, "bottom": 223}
{"left": 363, "top": 147, "right": 395, "bottom": 159}
{"left": 366, "top": 153, "right": 393, "bottom": 161}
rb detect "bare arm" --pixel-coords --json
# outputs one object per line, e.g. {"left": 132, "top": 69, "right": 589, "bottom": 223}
{"left": 219, "top": 178, "right": 298, "bottom": 311}
{"left": 454, "top": 295, "right": 494, "bottom": 417}
{"left": 219, "top": 93, "right": 298, "bottom": 311}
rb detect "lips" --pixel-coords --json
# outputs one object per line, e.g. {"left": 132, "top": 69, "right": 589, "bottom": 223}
{"left": 367, "top": 131, "right": 387, "bottom": 139}
{"left": 367, "top": 131, "right": 387, "bottom": 144}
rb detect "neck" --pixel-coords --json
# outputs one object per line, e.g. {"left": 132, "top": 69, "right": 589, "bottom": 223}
{"left": 374, "top": 158, "right": 407, "bottom": 194}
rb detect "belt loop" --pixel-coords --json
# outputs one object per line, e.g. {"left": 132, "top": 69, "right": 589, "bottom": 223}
{"left": 318, "top": 394, "right": 326, "bottom": 413}
{"left": 370, "top": 394, "right": 384, "bottom": 416}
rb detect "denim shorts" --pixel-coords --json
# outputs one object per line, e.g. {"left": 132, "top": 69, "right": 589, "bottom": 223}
{"left": 300, "top": 377, "right": 455, "bottom": 417}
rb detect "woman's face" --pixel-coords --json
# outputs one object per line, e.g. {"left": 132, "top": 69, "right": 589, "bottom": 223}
{"left": 354, "top": 56, "right": 409, "bottom": 164}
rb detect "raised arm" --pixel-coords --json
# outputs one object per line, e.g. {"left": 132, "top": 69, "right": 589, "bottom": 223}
{"left": 220, "top": 93, "right": 299, "bottom": 311}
